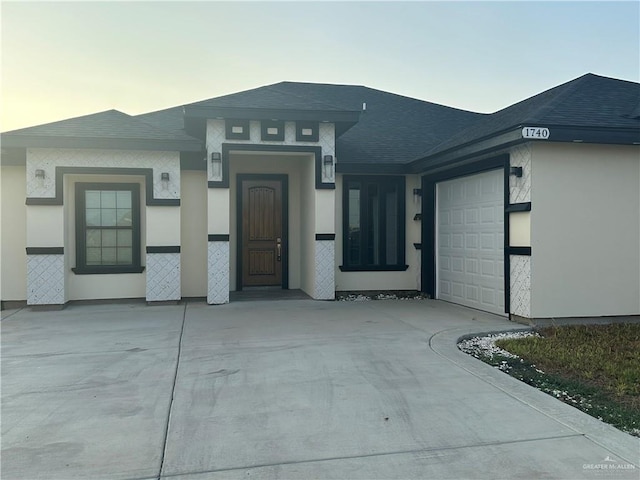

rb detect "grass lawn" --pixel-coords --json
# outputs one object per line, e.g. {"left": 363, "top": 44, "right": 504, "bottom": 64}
{"left": 464, "top": 323, "right": 640, "bottom": 437}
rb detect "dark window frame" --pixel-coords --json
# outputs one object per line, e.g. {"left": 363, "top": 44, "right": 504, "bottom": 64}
{"left": 295, "top": 121, "right": 319, "bottom": 142}
{"left": 340, "top": 175, "right": 407, "bottom": 271}
{"left": 225, "top": 119, "right": 250, "bottom": 140}
{"left": 260, "top": 120, "right": 285, "bottom": 141}
{"left": 73, "top": 182, "right": 144, "bottom": 275}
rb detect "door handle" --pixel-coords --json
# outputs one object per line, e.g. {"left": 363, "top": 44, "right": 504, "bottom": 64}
{"left": 276, "top": 237, "right": 282, "bottom": 262}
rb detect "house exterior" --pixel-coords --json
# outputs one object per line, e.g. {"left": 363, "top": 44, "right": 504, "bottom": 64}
{"left": 2, "top": 73, "right": 639, "bottom": 322}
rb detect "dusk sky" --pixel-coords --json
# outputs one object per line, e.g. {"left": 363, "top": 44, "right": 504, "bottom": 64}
{"left": 1, "top": 1, "right": 638, "bottom": 132}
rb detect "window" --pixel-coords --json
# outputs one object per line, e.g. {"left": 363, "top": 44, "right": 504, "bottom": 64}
{"left": 225, "top": 119, "right": 250, "bottom": 140}
{"left": 295, "top": 121, "right": 319, "bottom": 142}
{"left": 341, "top": 176, "right": 407, "bottom": 271}
{"left": 74, "top": 183, "right": 143, "bottom": 274}
{"left": 261, "top": 120, "right": 285, "bottom": 141}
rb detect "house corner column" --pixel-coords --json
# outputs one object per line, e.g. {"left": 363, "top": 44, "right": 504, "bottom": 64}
{"left": 145, "top": 205, "right": 181, "bottom": 302}
{"left": 508, "top": 144, "right": 532, "bottom": 318}
{"left": 207, "top": 187, "right": 230, "bottom": 304}
{"left": 313, "top": 187, "right": 336, "bottom": 300}
{"left": 26, "top": 202, "right": 66, "bottom": 306}
{"left": 314, "top": 235, "right": 335, "bottom": 300}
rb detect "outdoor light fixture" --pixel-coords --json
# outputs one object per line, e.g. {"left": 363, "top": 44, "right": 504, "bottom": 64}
{"left": 35, "top": 169, "right": 45, "bottom": 179}
{"left": 323, "top": 155, "right": 334, "bottom": 182}
{"left": 161, "top": 172, "right": 170, "bottom": 182}
{"left": 211, "top": 152, "right": 222, "bottom": 181}
{"left": 413, "top": 188, "right": 422, "bottom": 203}
{"left": 510, "top": 166, "right": 523, "bottom": 178}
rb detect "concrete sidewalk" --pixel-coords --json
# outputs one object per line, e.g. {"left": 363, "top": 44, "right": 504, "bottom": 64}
{"left": 1, "top": 299, "right": 638, "bottom": 479}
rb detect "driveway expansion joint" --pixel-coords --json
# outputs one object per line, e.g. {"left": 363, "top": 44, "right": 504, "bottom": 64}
{"left": 158, "top": 433, "right": 587, "bottom": 478}
{"left": 157, "top": 302, "right": 188, "bottom": 480}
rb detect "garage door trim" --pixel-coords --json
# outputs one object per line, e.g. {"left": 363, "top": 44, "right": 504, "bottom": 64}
{"left": 421, "top": 155, "right": 510, "bottom": 313}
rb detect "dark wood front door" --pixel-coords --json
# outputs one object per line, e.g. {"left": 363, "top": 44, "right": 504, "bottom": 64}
{"left": 240, "top": 176, "right": 286, "bottom": 288}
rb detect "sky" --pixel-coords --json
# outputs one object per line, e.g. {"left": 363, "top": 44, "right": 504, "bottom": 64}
{"left": 1, "top": 1, "right": 639, "bottom": 132}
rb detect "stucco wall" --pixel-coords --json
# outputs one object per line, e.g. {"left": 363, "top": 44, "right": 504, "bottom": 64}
{"left": 181, "top": 171, "right": 208, "bottom": 298}
{"left": 334, "top": 174, "right": 422, "bottom": 292}
{"left": 530, "top": 143, "right": 640, "bottom": 318}
{"left": 1, "top": 166, "right": 27, "bottom": 302}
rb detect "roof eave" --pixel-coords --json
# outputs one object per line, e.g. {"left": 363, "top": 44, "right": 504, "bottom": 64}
{"left": 336, "top": 162, "right": 407, "bottom": 175}
{"left": 410, "top": 124, "right": 640, "bottom": 174}
{"left": 0, "top": 135, "right": 203, "bottom": 152}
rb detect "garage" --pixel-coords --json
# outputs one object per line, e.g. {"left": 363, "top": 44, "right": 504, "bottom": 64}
{"left": 436, "top": 169, "right": 505, "bottom": 315}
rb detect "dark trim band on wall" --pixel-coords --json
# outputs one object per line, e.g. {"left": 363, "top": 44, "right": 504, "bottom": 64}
{"left": 507, "top": 246, "right": 532, "bottom": 256}
{"left": 25, "top": 166, "right": 180, "bottom": 206}
{"left": 210, "top": 143, "right": 334, "bottom": 190}
{"left": 26, "top": 247, "right": 64, "bottom": 255}
{"left": 315, "top": 234, "right": 335, "bottom": 241}
{"left": 146, "top": 246, "right": 181, "bottom": 254}
{"left": 505, "top": 202, "right": 532, "bottom": 212}
{"left": 339, "top": 264, "right": 409, "bottom": 272}
{"left": 208, "top": 234, "right": 230, "bottom": 242}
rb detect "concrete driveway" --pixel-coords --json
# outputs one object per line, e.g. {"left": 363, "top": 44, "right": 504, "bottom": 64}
{"left": 2, "top": 299, "right": 638, "bottom": 479}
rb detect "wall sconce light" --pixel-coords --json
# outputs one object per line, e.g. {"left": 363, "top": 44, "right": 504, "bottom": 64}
{"left": 211, "top": 152, "right": 222, "bottom": 180}
{"left": 161, "top": 172, "right": 170, "bottom": 182}
{"left": 510, "top": 166, "right": 523, "bottom": 178}
{"left": 35, "top": 169, "right": 45, "bottom": 179}
{"left": 323, "top": 155, "right": 334, "bottom": 182}
{"left": 413, "top": 188, "right": 422, "bottom": 203}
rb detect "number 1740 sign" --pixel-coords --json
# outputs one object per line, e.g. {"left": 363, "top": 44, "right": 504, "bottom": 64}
{"left": 522, "top": 127, "right": 550, "bottom": 139}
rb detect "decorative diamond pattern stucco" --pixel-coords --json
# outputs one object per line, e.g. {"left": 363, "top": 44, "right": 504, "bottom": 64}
{"left": 208, "top": 241, "right": 230, "bottom": 304}
{"left": 27, "top": 254, "right": 65, "bottom": 305}
{"left": 314, "top": 240, "right": 335, "bottom": 300}
{"left": 510, "top": 255, "right": 531, "bottom": 318}
{"left": 26, "top": 148, "right": 180, "bottom": 199}
{"left": 509, "top": 144, "right": 531, "bottom": 204}
{"left": 146, "top": 253, "right": 181, "bottom": 301}
{"left": 206, "top": 120, "right": 335, "bottom": 183}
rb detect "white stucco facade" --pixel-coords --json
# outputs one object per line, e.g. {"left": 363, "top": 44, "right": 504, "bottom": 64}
{"left": 205, "top": 119, "right": 337, "bottom": 303}
{"left": 18, "top": 148, "right": 183, "bottom": 305}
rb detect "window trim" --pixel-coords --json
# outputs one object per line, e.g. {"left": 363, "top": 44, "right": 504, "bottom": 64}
{"left": 295, "top": 121, "right": 319, "bottom": 142}
{"left": 340, "top": 175, "right": 408, "bottom": 272}
{"left": 73, "top": 182, "right": 144, "bottom": 275}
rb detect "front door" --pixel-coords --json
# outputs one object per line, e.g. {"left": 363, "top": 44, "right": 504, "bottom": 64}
{"left": 239, "top": 176, "right": 287, "bottom": 288}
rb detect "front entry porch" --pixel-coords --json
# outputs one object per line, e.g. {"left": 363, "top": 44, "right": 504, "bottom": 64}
{"left": 207, "top": 148, "right": 336, "bottom": 304}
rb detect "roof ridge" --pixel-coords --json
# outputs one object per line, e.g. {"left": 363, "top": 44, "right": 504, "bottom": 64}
{"left": 524, "top": 74, "right": 593, "bottom": 124}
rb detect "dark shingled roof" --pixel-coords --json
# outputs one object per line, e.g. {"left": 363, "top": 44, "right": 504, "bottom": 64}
{"left": 186, "top": 81, "right": 484, "bottom": 165}
{"left": 4, "top": 109, "right": 197, "bottom": 142}
{"left": 135, "top": 106, "right": 188, "bottom": 135}
{"left": 3, "top": 73, "right": 637, "bottom": 166}
{"left": 186, "top": 84, "right": 349, "bottom": 111}
{"left": 423, "top": 73, "right": 640, "bottom": 159}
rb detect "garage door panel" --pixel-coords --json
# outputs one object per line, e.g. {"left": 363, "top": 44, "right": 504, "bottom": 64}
{"left": 466, "top": 285, "right": 479, "bottom": 302}
{"left": 465, "top": 207, "right": 479, "bottom": 224}
{"left": 465, "top": 258, "right": 479, "bottom": 275}
{"left": 437, "top": 169, "right": 505, "bottom": 316}
{"left": 465, "top": 232, "right": 479, "bottom": 249}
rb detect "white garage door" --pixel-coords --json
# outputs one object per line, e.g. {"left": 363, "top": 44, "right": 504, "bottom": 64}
{"left": 437, "top": 169, "right": 505, "bottom": 315}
